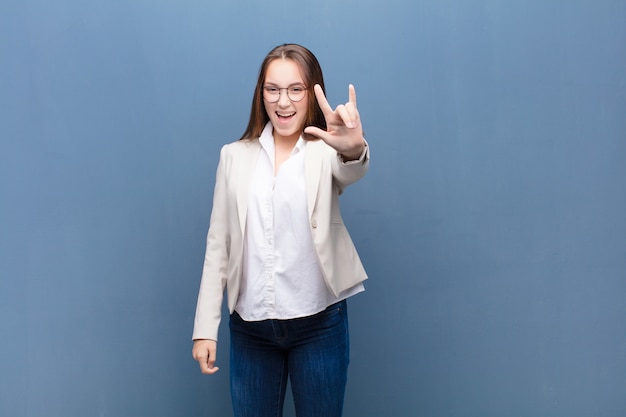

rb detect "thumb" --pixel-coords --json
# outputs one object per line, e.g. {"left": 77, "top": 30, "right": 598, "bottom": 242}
{"left": 303, "top": 126, "right": 329, "bottom": 141}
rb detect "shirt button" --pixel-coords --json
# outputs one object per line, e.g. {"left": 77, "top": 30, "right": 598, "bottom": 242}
{"left": 311, "top": 219, "right": 317, "bottom": 228}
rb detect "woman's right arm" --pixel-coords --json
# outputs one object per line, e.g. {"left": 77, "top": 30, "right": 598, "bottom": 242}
{"left": 191, "top": 145, "right": 231, "bottom": 373}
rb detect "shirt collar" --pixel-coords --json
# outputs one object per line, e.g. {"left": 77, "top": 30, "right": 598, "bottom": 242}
{"left": 259, "top": 122, "right": 306, "bottom": 157}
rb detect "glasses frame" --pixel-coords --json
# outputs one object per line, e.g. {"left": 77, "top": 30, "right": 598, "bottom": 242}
{"left": 262, "top": 84, "right": 309, "bottom": 103}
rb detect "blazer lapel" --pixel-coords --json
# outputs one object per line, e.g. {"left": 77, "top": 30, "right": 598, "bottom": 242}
{"left": 305, "top": 140, "right": 324, "bottom": 220}
{"left": 236, "top": 140, "right": 261, "bottom": 234}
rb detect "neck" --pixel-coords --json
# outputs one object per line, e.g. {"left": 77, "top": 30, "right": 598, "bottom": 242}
{"left": 273, "top": 132, "right": 300, "bottom": 148}
{"left": 273, "top": 132, "right": 299, "bottom": 175}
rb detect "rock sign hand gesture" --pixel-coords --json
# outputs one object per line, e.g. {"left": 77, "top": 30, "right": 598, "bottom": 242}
{"left": 304, "top": 84, "right": 366, "bottom": 161}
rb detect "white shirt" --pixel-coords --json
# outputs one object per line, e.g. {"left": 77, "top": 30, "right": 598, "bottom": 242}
{"left": 235, "top": 123, "right": 364, "bottom": 321}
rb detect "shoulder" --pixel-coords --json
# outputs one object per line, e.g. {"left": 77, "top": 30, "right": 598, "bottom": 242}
{"left": 220, "top": 138, "right": 260, "bottom": 158}
{"left": 223, "top": 138, "right": 259, "bottom": 150}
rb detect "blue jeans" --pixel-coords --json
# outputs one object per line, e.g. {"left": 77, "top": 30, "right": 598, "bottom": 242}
{"left": 229, "top": 300, "right": 350, "bottom": 417}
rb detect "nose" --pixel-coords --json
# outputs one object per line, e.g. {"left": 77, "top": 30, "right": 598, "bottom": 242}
{"left": 277, "top": 89, "right": 291, "bottom": 107}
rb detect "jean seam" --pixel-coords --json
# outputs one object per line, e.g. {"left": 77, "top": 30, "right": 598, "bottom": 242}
{"left": 275, "top": 359, "right": 287, "bottom": 417}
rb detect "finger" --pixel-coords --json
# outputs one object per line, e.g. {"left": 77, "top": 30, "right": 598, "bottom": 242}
{"left": 348, "top": 84, "right": 357, "bottom": 107}
{"left": 199, "top": 354, "right": 220, "bottom": 374}
{"left": 196, "top": 353, "right": 209, "bottom": 372}
{"left": 202, "top": 363, "right": 220, "bottom": 374}
{"left": 343, "top": 102, "right": 360, "bottom": 125}
{"left": 313, "top": 84, "right": 333, "bottom": 116}
{"left": 336, "top": 104, "right": 357, "bottom": 129}
{"left": 203, "top": 363, "right": 220, "bottom": 374}
{"left": 303, "top": 125, "right": 330, "bottom": 141}
{"left": 207, "top": 345, "right": 217, "bottom": 368}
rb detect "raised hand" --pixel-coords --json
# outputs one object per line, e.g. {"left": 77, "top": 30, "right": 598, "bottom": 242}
{"left": 304, "top": 84, "right": 366, "bottom": 160}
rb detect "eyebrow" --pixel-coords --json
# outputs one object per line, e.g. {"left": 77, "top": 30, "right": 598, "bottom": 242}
{"left": 263, "top": 82, "right": 306, "bottom": 87}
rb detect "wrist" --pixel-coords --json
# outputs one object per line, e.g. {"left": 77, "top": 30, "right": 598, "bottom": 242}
{"left": 341, "top": 142, "right": 366, "bottom": 161}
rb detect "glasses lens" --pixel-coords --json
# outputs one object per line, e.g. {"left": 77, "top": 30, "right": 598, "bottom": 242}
{"left": 263, "top": 87, "right": 279, "bottom": 103}
{"left": 287, "top": 86, "right": 306, "bottom": 102}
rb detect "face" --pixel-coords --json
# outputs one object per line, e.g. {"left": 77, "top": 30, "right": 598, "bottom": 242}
{"left": 263, "top": 59, "right": 309, "bottom": 143}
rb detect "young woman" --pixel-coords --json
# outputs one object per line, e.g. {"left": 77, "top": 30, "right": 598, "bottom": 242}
{"left": 192, "top": 43, "right": 369, "bottom": 417}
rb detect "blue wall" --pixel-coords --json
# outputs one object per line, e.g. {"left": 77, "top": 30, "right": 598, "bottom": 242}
{"left": 1, "top": 1, "right": 625, "bottom": 416}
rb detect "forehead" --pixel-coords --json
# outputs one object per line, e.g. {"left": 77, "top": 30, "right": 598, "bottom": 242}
{"left": 264, "top": 59, "right": 305, "bottom": 85}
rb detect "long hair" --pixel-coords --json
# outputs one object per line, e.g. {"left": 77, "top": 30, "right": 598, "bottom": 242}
{"left": 239, "top": 44, "right": 327, "bottom": 140}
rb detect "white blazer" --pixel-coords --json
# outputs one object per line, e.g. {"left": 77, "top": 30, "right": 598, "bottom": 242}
{"left": 192, "top": 135, "right": 369, "bottom": 340}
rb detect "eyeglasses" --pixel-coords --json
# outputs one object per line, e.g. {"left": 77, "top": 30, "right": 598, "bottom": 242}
{"left": 263, "top": 84, "right": 308, "bottom": 103}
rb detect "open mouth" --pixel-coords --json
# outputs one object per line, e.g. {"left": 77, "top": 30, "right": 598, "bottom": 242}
{"left": 276, "top": 112, "right": 295, "bottom": 120}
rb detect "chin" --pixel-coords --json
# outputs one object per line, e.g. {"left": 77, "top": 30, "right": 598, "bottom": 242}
{"left": 273, "top": 122, "right": 303, "bottom": 140}
{"left": 278, "top": 127, "right": 298, "bottom": 136}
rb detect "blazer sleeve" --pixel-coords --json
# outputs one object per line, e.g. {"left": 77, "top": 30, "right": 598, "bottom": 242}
{"left": 192, "top": 146, "right": 230, "bottom": 341}
{"left": 331, "top": 139, "right": 370, "bottom": 193}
